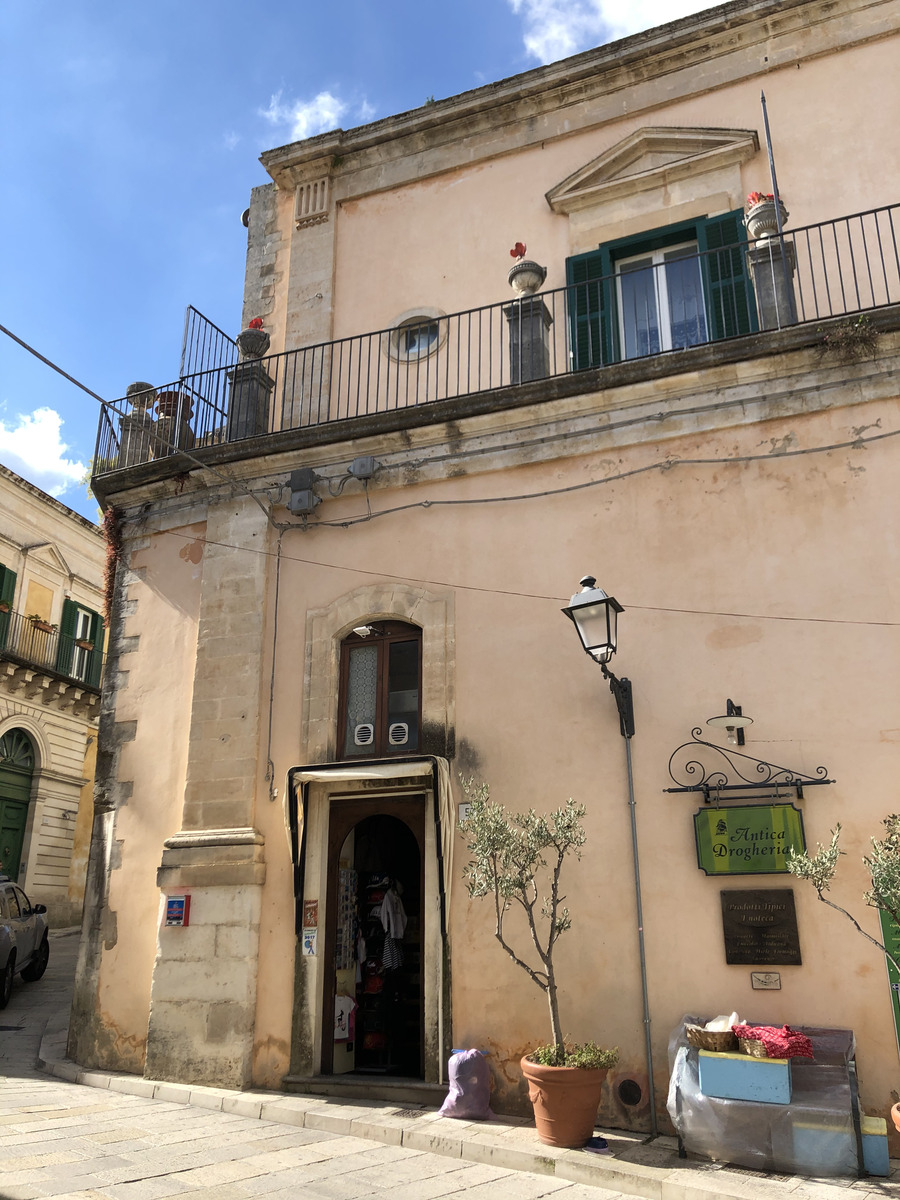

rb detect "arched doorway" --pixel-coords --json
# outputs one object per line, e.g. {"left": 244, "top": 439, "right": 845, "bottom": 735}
{"left": 322, "top": 798, "right": 424, "bottom": 1078}
{"left": 0, "top": 729, "right": 35, "bottom": 880}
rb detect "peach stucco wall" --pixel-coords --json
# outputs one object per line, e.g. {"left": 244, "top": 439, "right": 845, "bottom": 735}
{"left": 235, "top": 377, "right": 900, "bottom": 1120}
{"left": 330, "top": 37, "right": 900, "bottom": 348}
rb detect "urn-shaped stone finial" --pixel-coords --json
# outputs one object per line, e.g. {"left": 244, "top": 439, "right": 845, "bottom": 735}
{"left": 508, "top": 260, "right": 548, "bottom": 296}
{"left": 236, "top": 320, "right": 271, "bottom": 359}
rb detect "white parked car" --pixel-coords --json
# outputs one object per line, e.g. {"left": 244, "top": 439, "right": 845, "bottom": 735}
{"left": 0, "top": 876, "right": 49, "bottom": 1008}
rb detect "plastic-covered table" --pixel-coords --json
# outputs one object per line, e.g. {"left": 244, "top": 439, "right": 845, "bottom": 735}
{"left": 667, "top": 1019, "right": 866, "bottom": 1178}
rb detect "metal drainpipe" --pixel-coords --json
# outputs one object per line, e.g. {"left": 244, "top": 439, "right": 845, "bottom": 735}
{"left": 623, "top": 731, "right": 658, "bottom": 1138}
{"left": 603, "top": 666, "right": 658, "bottom": 1139}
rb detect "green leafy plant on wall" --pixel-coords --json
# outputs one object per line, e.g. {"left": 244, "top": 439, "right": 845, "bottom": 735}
{"left": 458, "top": 776, "right": 617, "bottom": 1069}
{"left": 787, "top": 814, "right": 900, "bottom": 974}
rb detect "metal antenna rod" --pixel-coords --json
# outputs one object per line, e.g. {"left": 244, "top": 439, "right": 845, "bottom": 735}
{"left": 760, "top": 90, "right": 797, "bottom": 324}
{"left": 760, "top": 90, "right": 785, "bottom": 235}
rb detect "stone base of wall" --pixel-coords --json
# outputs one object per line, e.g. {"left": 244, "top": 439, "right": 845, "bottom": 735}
{"left": 145, "top": 830, "right": 265, "bottom": 1088}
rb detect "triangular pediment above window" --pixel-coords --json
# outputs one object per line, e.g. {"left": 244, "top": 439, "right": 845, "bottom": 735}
{"left": 28, "top": 542, "right": 73, "bottom": 579}
{"left": 547, "top": 127, "right": 759, "bottom": 215}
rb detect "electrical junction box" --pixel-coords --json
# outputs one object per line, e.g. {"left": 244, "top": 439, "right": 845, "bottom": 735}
{"left": 289, "top": 489, "right": 319, "bottom": 515}
{"left": 698, "top": 1049, "right": 791, "bottom": 1103}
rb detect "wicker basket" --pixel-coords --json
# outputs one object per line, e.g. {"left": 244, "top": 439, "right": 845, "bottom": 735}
{"left": 685, "top": 1025, "right": 739, "bottom": 1053}
{"left": 738, "top": 1038, "right": 769, "bottom": 1058}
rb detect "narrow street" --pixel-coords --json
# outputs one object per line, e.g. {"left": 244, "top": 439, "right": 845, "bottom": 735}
{"left": 0, "top": 930, "right": 621, "bottom": 1200}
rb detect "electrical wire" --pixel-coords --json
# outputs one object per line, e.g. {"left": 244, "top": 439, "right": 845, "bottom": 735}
{"left": 0, "top": 322, "right": 276, "bottom": 528}
{"left": 156, "top": 527, "right": 900, "bottom": 628}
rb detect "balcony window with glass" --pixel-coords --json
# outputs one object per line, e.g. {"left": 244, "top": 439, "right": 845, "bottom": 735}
{"left": 337, "top": 621, "right": 422, "bottom": 758}
{"left": 55, "top": 598, "right": 104, "bottom": 687}
{"left": 567, "top": 210, "right": 757, "bottom": 369}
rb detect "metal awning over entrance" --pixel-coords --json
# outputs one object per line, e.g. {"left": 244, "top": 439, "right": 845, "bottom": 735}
{"left": 285, "top": 756, "right": 454, "bottom": 938}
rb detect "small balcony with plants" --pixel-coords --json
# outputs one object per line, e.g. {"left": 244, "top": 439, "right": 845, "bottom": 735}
{"left": 92, "top": 202, "right": 900, "bottom": 489}
{"left": 0, "top": 606, "right": 103, "bottom": 717}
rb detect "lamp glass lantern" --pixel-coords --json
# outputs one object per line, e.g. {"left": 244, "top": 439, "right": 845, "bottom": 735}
{"left": 562, "top": 576, "right": 624, "bottom": 664}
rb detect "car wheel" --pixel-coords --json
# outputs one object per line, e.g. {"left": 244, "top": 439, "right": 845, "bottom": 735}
{"left": 22, "top": 937, "right": 49, "bottom": 982}
{"left": 0, "top": 956, "right": 14, "bottom": 1009}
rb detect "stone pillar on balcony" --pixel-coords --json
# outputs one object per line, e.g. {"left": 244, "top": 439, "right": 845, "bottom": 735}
{"left": 144, "top": 495, "right": 270, "bottom": 1088}
{"left": 503, "top": 297, "right": 553, "bottom": 384}
{"left": 226, "top": 360, "right": 275, "bottom": 442}
{"left": 747, "top": 240, "right": 797, "bottom": 331}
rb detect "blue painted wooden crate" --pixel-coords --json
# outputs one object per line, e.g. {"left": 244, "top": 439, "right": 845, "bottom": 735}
{"left": 698, "top": 1049, "right": 792, "bottom": 1103}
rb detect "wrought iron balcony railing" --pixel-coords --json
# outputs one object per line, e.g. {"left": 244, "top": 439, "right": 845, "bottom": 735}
{"left": 0, "top": 608, "right": 103, "bottom": 692}
{"left": 94, "top": 203, "right": 900, "bottom": 477}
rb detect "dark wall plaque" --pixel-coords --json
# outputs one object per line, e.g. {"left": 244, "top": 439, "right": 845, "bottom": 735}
{"left": 721, "top": 889, "right": 802, "bottom": 965}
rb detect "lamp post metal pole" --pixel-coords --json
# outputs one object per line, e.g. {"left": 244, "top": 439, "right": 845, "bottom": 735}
{"left": 602, "top": 664, "right": 658, "bottom": 1139}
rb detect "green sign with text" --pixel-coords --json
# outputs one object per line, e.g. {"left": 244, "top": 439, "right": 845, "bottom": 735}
{"left": 878, "top": 910, "right": 900, "bottom": 1060}
{"left": 695, "top": 804, "right": 806, "bottom": 875}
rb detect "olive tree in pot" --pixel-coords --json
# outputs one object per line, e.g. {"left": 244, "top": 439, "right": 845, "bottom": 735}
{"left": 787, "top": 816, "right": 900, "bottom": 1131}
{"left": 458, "top": 776, "right": 618, "bottom": 1147}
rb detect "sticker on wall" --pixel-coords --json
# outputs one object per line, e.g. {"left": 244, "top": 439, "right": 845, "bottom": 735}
{"left": 303, "top": 900, "right": 318, "bottom": 928}
{"left": 165, "top": 895, "right": 191, "bottom": 926}
{"left": 695, "top": 804, "right": 805, "bottom": 875}
{"left": 302, "top": 928, "right": 318, "bottom": 956}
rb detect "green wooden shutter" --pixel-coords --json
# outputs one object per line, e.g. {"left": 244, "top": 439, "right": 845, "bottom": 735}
{"left": 87, "top": 611, "right": 105, "bottom": 688}
{"left": 697, "top": 210, "right": 758, "bottom": 340}
{"left": 0, "top": 565, "right": 15, "bottom": 651}
{"left": 567, "top": 249, "right": 614, "bottom": 370}
{"left": 55, "top": 598, "right": 78, "bottom": 676}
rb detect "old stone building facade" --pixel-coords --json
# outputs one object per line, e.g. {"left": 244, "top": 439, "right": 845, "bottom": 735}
{"left": 73, "top": 0, "right": 900, "bottom": 1142}
{"left": 0, "top": 464, "right": 104, "bottom": 926}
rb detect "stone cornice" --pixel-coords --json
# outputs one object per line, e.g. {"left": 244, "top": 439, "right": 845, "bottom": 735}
{"left": 260, "top": 0, "right": 897, "bottom": 196}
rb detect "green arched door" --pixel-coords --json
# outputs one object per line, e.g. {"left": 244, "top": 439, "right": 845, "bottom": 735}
{"left": 0, "top": 730, "right": 34, "bottom": 880}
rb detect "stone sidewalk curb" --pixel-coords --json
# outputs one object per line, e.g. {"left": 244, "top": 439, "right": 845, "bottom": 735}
{"left": 36, "top": 1021, "right": 898, "bottom": 1200}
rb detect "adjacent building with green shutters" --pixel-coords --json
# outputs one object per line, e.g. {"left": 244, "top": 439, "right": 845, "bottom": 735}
{"left": 0, "top": 464, "right": 105, "bottom": 925}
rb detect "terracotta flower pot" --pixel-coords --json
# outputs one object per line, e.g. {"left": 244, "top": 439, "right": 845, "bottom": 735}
{"left": 155, "top": 391, "right": 193, "bottom": 420}
{"left": 520, "top": 1055, "right": 610, "bottom": 1148}
{"left": 891, "top": 1100, "right": 900, "bottom": 1134}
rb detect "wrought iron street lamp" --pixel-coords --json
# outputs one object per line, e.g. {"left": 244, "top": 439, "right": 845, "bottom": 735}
{"left": 562, "top": 576, "right": 633, "bottom": 737}
{"left": 562, "top": 574, "right": 655, "bottom": 1134}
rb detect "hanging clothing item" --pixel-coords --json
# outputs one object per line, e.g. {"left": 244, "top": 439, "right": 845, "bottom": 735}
{"left": 383, "top": 935, "right": 404, "bottom": 971}
{"left": 378, "top": 886, "right": 408, "bottom": 940}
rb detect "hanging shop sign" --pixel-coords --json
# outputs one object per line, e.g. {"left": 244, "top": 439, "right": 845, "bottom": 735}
{"left": 878, "top": 911, "right": 900, "bottom": 1060}
{"left": 695, "top": 803, "right": 805, "bottom": 876}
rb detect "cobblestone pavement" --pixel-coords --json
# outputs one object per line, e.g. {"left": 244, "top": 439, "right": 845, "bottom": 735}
{"left": 3, "top": 932, "right": 897, "bottom": 1200}
{"left": 0, "top": 932, "right": 624, "bottom": 1200}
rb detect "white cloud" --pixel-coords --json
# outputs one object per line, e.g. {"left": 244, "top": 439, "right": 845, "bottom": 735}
{"left": 358, "top": 99, "right": 377, "bottom": 124}
{"left": 223, "top": 130, "right": 240, "bottom": 151}
{"left": 0, "top": 407, "right": 87, "bottom": 498}
{"left": 508, "top": 0, "right": 716, "bottom": 63}
{"left": 260, "top": 89, "right": 348, "bottom": 141}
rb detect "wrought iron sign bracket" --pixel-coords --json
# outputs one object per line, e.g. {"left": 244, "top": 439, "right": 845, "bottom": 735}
{"left": 664, "top": 729, "right": 834, "bottom": 804}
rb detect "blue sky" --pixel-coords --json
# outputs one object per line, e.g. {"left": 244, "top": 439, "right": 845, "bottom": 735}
{"left": 0, "top": 0, "right": 713, "bottom": 522}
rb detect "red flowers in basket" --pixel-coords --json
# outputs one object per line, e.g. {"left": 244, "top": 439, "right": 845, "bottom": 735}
{"left": 746, "top": 191, "right": 776, "bottom": 207}
{"left": 510, "top": 242, "right": 527, "bottom": 260}
{"left": 248, "top": 317, "right": 264, "bottom": 330}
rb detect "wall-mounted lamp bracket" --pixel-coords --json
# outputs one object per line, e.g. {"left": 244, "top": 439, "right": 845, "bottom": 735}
{"left": 601, "top": 663, "right": 635, "bottom": 739}
{"left": 663, "top": 728, "right": 833, "bottom": 803}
